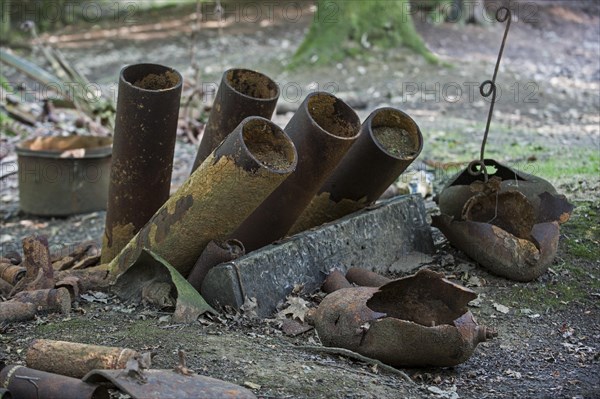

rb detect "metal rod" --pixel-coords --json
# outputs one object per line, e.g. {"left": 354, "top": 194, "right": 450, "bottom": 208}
{"left": 468, "top": 6, "right": 512, "bottom": 182}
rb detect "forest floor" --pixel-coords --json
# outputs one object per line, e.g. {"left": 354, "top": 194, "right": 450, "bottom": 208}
{"left": 1, "top": 1, "right": 599, "bottom": 398}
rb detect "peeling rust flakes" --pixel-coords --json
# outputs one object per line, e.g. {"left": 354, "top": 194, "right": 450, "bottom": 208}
{"left": 153, "top": 195, "right": 194, "bottom": 244}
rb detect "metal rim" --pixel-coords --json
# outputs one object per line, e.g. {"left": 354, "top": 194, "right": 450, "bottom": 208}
{"left": 223, "top": 68, "right": 280, "bottom": 101}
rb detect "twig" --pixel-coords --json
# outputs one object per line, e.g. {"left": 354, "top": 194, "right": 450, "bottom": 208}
{"left": 293, "top": 345, "right": 415, "bottom": 385}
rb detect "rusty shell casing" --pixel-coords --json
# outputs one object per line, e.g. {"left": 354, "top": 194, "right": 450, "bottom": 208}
{"left": 108, "top": 116, "right": 297, "bottom": 278}
{"left": 231, "top": 92, "right": 361, "bottom": 252}
{"left": 346, "top": 267, "right": 391, "bottom": 287}
{"left": 191, "top": 68, "right": 279, "bottom": 171}
{"left": 101, "top": 63, "right": 183, "bottom": 264}
{"left": 321, "top": 269, "right": 352, "bottom": 293}
{"left": 187, "top": 239, "right": 245, "bottom": 293}
{"left": 0, "top": 263, "right": 25, "bottom": 285}
{"left": 312, "top": 269, "right": 495, "bottom": 368}
{"left": 0, "top": 365, "right": 108, "bottom": 399}
{"left": 13, "top": 287, "right": 71, "bottom": 314}
{"left": 291, "top": 107, "right": 423, "bottom": 233}
{"left": 26, "top": 339, "right": 139, "bottom": 379}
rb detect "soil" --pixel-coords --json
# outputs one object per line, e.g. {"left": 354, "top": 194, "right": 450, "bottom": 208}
{"left": 243, "top": 121, "right": 294, "bottom": 170}
{"left": 133, "top": 71, "right": 180, "bottom": 90}
{"left": 373, "top": 126, "right": 418, "bottom": 158}
{"left": 227, "top": 69, "right": 279, "bottom": 99}
{"left": 308, "top": 94, "right": 360, "bottom": 138}
{"left": 1, "top": 1, "right": 599, "bottom": 398}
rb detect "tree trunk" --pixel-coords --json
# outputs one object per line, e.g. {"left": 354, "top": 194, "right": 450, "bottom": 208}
{"left": 292, "top": 0, "right": 437, "bottom": 66}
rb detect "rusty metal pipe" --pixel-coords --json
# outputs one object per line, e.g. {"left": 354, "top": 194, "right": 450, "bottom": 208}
{"left": 230, "top": 92, "right": 361, "bottom": 252}
{"left": 191, "top": 68, "right": 279, "bottom": 172}
{"left": 291, "top": 107, "right": 423, "bottom": 233}
{"left": 101, "top": 63, "right": 183, "bottom": 264}
{"left": 0, "top": 365, "right": 108, "bottom": 399}
{"left": 108, "top": 116, "right": 297, "bottom": 278}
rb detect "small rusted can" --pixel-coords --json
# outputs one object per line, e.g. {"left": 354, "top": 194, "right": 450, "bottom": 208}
{"left": 16, "top": 136, "right": 112, "bottom": 216}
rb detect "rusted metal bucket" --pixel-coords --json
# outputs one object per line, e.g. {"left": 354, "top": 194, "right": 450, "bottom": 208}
{"left": 101, "top": 63, "right": 183, "bottom": 264}
{"left": 230, "top": 92, "right": 361, "bottom": 252}
{"left": 108, "top": 116, "right": 297, "bottom": 278}
{"left": 16, "top": 136, "right": 112, "bottom": 216}
{"left": 191, "top": 68, "right": 279, "bottom": 172}
{"left": 0, "top": 365, "right": 108, "bottom": 399}
{"left": 291, "top": 107, "right": 423, "bottom": 233}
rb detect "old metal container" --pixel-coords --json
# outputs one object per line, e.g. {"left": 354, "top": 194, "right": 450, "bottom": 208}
{"left": 101, "top": 63, "right": 183, "bottom": 263}
{"left": 16, "top": 136, "right": 112, "bottom": 216}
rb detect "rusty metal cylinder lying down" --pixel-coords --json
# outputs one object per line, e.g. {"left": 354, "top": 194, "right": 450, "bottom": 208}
{"left": 191, "top": 68, "right": 280, "bottom": 172}
{"left": 346, "top": 267, "right": 391, "bottom": 287}
{"left": 0, "top": 365, "right": 109, "bottom": 399}
{"left": 0, "top": 263, "right": 25, "bottom": 285}
{"left": 321, "top": 269, "right": 352, "bottom": 293}
{"left": 291, "top": 107, "right": 423, "bottom": 234}
{"left": 101, "top": 63, "right": 183, "bottom": 264}
{"left": 108, "top": 117, "right": 297, "bottom": 278}
{"left": 230, "top": 92, "right": 361, "bottom": 252}
{"left": 26, "top": 339, "right": 140, "bottom": 379}
{"left": 187, "top": 239, "right": 245, "bottom": 292}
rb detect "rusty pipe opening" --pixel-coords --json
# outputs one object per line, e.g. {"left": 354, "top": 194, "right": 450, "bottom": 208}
{"left": 369, "top": 108, "right": 423, "bottom": 160}
{"left": 121, "top": 63, "right": 182, "bottom": 92}
{"left": 239, "top": 118, "right": 297, "bottom": 174}
{"left": 306, "top": 93, "right": 361, "bottom": 139}
{"left": 224, "top": 68, "right": 279, "bottom": 101}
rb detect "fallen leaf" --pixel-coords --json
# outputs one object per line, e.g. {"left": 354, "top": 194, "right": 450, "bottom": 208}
{"left": 243, "top": 381, "right": 261, "bottom": 390}
{"left": 278, "top": 296, "right": 310, "bottom": 322}
{"left": 493, "top": 303, "right": 510, "bottom": 314}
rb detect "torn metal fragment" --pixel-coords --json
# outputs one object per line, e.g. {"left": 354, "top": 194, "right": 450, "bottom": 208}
{"left": 83, "top": 369, "right": 257, "bottom": 399}
{"left": 113, "top": 249, "right": 216, "bottom": 323}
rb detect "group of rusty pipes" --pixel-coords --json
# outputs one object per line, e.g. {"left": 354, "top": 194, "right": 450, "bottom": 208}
{"left": 99, "top": 63, "right": 423, "bottom": 293}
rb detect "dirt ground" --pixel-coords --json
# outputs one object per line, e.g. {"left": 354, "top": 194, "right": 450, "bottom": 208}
{"left": 1, "top": 1, "right": 599, "bottom": 398}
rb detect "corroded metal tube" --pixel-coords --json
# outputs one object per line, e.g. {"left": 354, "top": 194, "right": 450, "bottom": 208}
{"left": 101, "top": 63, "right": 183, "bottom": 264}
{"left": 191, "top": 68, "right": 279, "bottom": 172}
{"left": 0, "top": 365, "right": 108, "bottom": 399}
{"left": 109, "top": 117, "right": 297, "bottom": 278}
{"left": 291, "top": 107, "right": 423, "bottom": 233}
{"left": 26, "top": 339, "right": 140, "bottom": 379}
{"left": 230, "top": 92, "right": 361, "bottom": 252}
